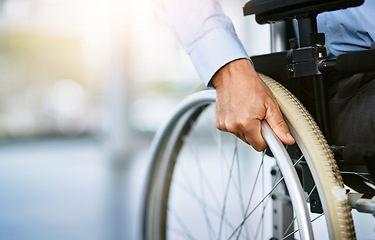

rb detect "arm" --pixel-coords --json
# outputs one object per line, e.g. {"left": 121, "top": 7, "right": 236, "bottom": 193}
{"left": 152, "top": 0, "right": 250, "bottom": 86}
{"left": 153, "top": 0, "right": 294, "bottom": 151}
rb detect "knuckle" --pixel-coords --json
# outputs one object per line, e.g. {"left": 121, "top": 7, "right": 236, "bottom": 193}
{"left": 216, "top": 123, "right": 226, "bottom": 132}
{"left": 273, "top": 120, "right": 289, "bottom": 134}
{"left": 236, "top": 118, "right": 249, "bottom": 130}
{"left": 225, "top": 117, "right": 249, "bottom": 134}
{"left": 225, "top": 120, "right": 238, "bottom": 134}
{"left": 216, "top": 119, "right": 223, "bottom": 130}
{"left": 216, "top": 115, "right": 227, "bottom": 131}
{"left": 266, "top": 101, "right": 281, "bottom": 114}
{"left": 252, "top": 142, "right": 267, "bottom": 152}
{"left": 243, "top": 127, "right": 266, "bottom": 152}
{"left": 253, "top": 146, "right": 262, "bottom": 152}
{"left": 273, "top": 118, "right": 286, "bottom": 128}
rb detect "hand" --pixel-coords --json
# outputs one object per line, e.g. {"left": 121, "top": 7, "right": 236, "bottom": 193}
{"left": 211, "top": 58, "right": 295, "bottom": 151}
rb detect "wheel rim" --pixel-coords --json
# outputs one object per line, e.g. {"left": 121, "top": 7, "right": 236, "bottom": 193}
{"left": 152, "top": 93, "right": 323, "bottom": 239}
{"left": 144, "top": 83, "right": 354, "bottom": 240}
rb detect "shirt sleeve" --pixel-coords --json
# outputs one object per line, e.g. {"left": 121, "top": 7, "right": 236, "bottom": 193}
{"left": 152, "top": 0, "right": 250, "bottom": 86}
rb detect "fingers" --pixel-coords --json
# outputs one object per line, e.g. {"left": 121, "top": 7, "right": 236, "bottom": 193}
{"left": 216, "top": 104, "right": 294, "bottom": 152}
{"left": 216, "top": 113, "right": 268, "bottom": 151}
{"left": 243, "top": 120, "right": 267, "bottom": 151}
{"left": 265, "top": 104, "right": 295, "bottom": 146}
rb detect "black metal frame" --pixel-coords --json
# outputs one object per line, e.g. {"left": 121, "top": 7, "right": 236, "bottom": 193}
{"left": 245, "top": 0, "right": 375, "bottom": 147}
{"left": 243, "top": 0, "right": 364, "bottom": 24}
{"left": 250, "top": 18, "right": 332, "bottom": 141}
{"left": 244, "top": 0, "right": 375, "bottom": 217}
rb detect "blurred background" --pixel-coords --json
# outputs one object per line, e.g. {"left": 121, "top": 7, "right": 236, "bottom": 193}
{"left": 0, "top": 0, "right": 270, "bottom": 239}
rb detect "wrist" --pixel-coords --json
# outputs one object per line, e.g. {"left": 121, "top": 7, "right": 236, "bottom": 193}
{"left": 211, "top": 58, "right": 255, "bottom": 89}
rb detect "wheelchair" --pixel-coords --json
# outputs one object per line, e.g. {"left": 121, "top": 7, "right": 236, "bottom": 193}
{"left": 142, "top": 0, "right": 375, "bottom": 239}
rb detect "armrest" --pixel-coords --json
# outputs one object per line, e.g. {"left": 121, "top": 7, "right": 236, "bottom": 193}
{"left": 243, "top": 0, "right": 364, "bottom": 24}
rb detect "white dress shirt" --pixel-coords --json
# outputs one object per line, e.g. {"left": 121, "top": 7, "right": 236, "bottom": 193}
{"left": 153, "top": 0, "right": 250, "bottom": 86}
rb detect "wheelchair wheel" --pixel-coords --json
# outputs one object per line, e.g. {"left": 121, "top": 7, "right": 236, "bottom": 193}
{"left": 143, "top": 74, "right": 355, "bottom": 239}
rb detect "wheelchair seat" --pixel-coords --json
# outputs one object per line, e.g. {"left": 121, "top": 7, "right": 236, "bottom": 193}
{"left": 243, "top": 0, "right": 364, "bottom": 24}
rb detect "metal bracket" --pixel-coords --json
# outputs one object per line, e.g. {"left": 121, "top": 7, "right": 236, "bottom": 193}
{"left": 300, "top": 161, "right": 323, "bottom": 213}
{"left": 287, "top": 46, "right": 327, "bottom": 78}
{"left": 348, "top": 193, "right": 375, "bottom": 216}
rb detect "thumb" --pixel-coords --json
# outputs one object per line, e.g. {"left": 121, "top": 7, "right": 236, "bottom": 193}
{"left": 265, "top": 108, "right": 295, "bottom": 145}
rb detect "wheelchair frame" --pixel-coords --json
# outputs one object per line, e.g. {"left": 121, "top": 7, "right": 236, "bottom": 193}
{"left": 245, "top": 0, "right": 375, "bottom": 220}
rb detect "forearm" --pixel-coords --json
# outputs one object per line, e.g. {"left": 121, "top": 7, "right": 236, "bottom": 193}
{"left": 152, "top": 0, "right": 250, "bottom": 86}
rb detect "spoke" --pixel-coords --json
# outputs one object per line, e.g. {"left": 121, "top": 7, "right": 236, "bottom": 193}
{"left": 261, "top": 152, "right": 265, "bottom": 240}
{"left": 281, "top": 213, "right": 324, "bottom": 240}
{"left": 218, "top": 144, "right": 238, "bottom": 240}
{"left": 227, "top": 177, "right": 284, "bottom": 239}
{"left": 167, "top": 225, "right": 196, "bottom": 240}
{"left": 245, "top": 152, "right": 266, "bottom": 213}
{"left": 171, "top": 179, "right": 237, "bottom": 229}
{"left": 276, "top": 156, "right": 316, "bottom": 240}
{"left": 278, "top": 154, "right": 307, "bottom": 238}
{"left": 235, "top": 149, "right": 301, "bottom": 239}
{"left": 223, "top": 138, "right": 246, "bottom": 205}
{"left": 281, "top": 185, "right": 318, "bottom": 238}
{"left": 253, "top": 193, "right": 272, "bottom": 239}
{"left": 235, "top": 151, "right": 266, "bottom": 239}
{"left": 294, "top": 155, "right": 304, "bottom": 166}
{"left": 167, "top": 205, "right": 196, "bottom": 240}
{"left": 253, "top": 167, "right": 283, "bottom": 240}
{"left": 306, "top": 185, "right": 317, "bottom": 200}
{"left": 234, "top": 139, "right": 250, "bottom": 240}
{"left": 187, "top": 130, "right": 217, "bottom": 240}
{"left": 179, "top": 163, "right": 218, "bottom": 213}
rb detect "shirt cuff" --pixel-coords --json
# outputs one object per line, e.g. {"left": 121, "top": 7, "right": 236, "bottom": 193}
{"left": 189, "top": 28, "right": 251, "bottom": 87}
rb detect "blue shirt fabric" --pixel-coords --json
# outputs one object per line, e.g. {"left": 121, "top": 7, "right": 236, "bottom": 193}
{"left": 318, "top": 0, "right": 375, "bottom": 59}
